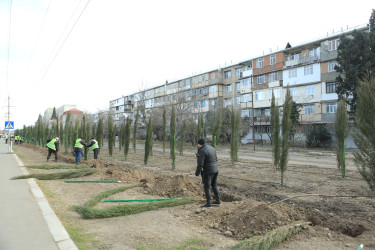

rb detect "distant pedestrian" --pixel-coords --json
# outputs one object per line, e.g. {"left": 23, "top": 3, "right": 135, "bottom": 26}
{"left": 5, "top": 134, "right": 8, "bottom": 144}
{"left": 46, "top": 137, "right": 59, "bottom": 162}
{"left": 74, "top": 137, "right": 87, "bottom": 164}
{"left": 87, "top": 138, "right": 99, "bottom": 159}
{"left": 195, "top": 138, "right": 221, "bottom": 208}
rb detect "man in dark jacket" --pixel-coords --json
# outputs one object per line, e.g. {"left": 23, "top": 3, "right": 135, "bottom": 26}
{"left": 195, "top": 138, "right": 220, "bottom": 208}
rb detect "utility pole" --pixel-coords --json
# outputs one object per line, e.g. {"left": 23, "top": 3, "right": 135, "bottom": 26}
{"left": 251, "top": 83, "right": 255, "bottom": 152}
{"left": 4, "top": 96, "right": 14, "bottom": 153}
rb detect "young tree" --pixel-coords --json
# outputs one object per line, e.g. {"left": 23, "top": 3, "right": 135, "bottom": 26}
{"left": 197, "top": 113, "right": 204, "bottom": 140}
{"left": 270, "top": 92, "right": 280, "bottom": 170}
{"left": 144, "top": 117, "right": 153, "bottom": 164}
{"left": 170, "top": 105, "right": 176, "bottom": 169}
{"left": 59, "top": 120, "right": 64, "bottom": 146}
{"left": 162, "top": 106, "right": 166, "bottom": 154}
{"left": 280, "top": 88, "right": 293, "bottom": 185}
{"left": 96, "top": 117, "right": 104, "bottom": 148}
{"left": 177, "top": 120, "right": 186, "bottom": 155}
{"left": 206, "top": 109, "right": 222, "bottom": 148}
{"left": 334, "top": 99, "right": 349, "bottom": 177}
{"left": 119, "top": 123, "right": 125, "bottom": 151}
{"left": 64, "top": 113, "right": 71, "bottom": 154}
{"left": 108, "top": 114, "right": 114, "bottom": 156}
{"left": 230, "top": 109, "right": 241, "bottom": 164}
{"left": 133, "top": 109, "right": 139, "bottom": 153}
{"left": 335, "top": 10, "right": 375, "bottom": 113}
{"left": 124, "top": 117, "right": 131, "bottom": 160}
{"left": 73, "top": 120, "right": 79, "bottom": 148}
{"left": 91, "top": 123, "right": 97, "bottom": 141}
{"left": 353, "top": 78, "right": 375, "bottom": 194}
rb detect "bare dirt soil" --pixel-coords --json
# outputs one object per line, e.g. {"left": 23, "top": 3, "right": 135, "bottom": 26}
{"left": 13, "top": 143, "right": 375, "bottom": 250}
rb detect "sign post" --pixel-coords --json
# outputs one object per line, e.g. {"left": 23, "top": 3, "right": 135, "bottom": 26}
{"left": 5, "top": 121, "right": 14, "bottom": 153}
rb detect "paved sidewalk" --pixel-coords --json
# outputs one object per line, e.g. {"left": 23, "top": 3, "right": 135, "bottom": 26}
{"left": 0, "top": 140, "right": 76, "bottom": 250}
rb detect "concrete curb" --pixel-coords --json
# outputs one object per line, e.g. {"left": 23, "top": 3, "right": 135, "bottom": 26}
{"left": 13, "top": 154, "right": 78, "bottom": 250}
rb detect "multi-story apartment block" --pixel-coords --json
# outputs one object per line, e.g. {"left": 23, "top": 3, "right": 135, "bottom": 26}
{"left": 109, "top": 24, "right": 368, "bottom": 146}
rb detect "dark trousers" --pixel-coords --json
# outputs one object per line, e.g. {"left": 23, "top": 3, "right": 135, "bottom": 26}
{"left": 47, "top": 148, "right": 57, "bottom": 161}
{"left": 202, "top": 172, "right": 220, "bottom": 205}
{"left": 93, "top": 149, "right": 99, "bottom": 159}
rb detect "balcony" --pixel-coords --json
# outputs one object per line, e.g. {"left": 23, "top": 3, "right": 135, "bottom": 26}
{"left": 243, "top": 69, "right": 253, "bottom": 77}
{"left": 208, "top": 76, "right": 223, "bottom": 85}
{"left": 285, "top": 55, "right": 320, "bottom": 68}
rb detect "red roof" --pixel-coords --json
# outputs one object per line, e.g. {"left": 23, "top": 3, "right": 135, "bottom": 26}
{"left": 63, "top": 108, "right": 83, "bottom": 115}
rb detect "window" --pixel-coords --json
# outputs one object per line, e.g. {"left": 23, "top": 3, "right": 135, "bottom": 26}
{"left": 305, "top": 85, "right": 314, "bottom": 95}
{"left": 235, "top": 67, "right": 243, "bottom": 76}
{"left": 194, "top": 101, "right": 199, "bottom": 108}
{"left": 326, "top": 82, "right": 336, "bottom": 93}
{"left": 256, "top": 58, "right": 264, "bottom": 68}
{"left": 270, "top": 54, "right": 276, "bottom": 65}
{"left": 210, "top": 85, "right": 217, "bottom": 93}
{"left": 257, "top": 75, "right": 265, "bottom": 84}
{"left": 241, "top": 109, "right": 252, "bottom": 118}
{"left": 240, "top": 78, "right": 251, "bottom": 88}
{"left": 201, "top": 74, "right": 206, "bottom": 81}
{"left": 194, "top": 76, "right": 199, "bottom": 83}
{"left": 210, "top": 72, "right": 215, "bottom": 79}
{"left": 224, "top": 70, "right": 232, "bottom": 79}
{"left": 328, "top": 60, "right": 338, "bottom": 72}
{"left": 236, "top": 96, "right": 241, "bottom": 105}
{"left": 255, "top": 90, "right": 265, "bottom": 101}
{"left": 225, "top": 84, "right": 232, "bottom": 92}
{"left": 304, "top": 65, "right": 313, "bottom": 75}
{"left": 290, "top": 87, "right": 297, "bottom": 96}
{"left": 225, "top": 98, "right": 232, "bottom": 107}
{"left": 210, "top": 99, "right": 215, "bottom": 106}
{"left": 269, "top": 88, "right": 281, "bottom": 98}
{"left": 179, "top": 81, "right": 185, "bottom": 88}
{"left": 309, "top": 48, "right": 318, "bottom": 57}
{"left": 326, "top": 102, "right": 337, "bottom": 113}
{"left": 242, "top": 93, "right": 251, "bottom": 102}
{"left": 201, "top": 100, "right": 206, "bottom": 107}
{"left": 235, "top": 82, "right": 240, "bottom": 91}
{"left": 288, "top": 69, "right": 297, "bottom": 78}
{"left": 287, "top": 53, "right": 301, "bottom": 61}
{"left": 328, "top": 39, "right": 340, "bottom": 51}
{"left": 155, "top": 88, "right": 159, "bottom": 93}
{"left": 304, "top": 104, "right": 314, "bottom": 115}
{"left": 269, "top": 72, "right": 278, "bottom": 82}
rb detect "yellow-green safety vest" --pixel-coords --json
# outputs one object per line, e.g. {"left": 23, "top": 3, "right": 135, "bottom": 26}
{"left": 74, "top": 139, "right": 84, "bottom": 148}
{"left": 47, "top": 139, "right": 57, "bottom": 150}
{"left": 91, "top": 140, "right": 99, "bottom": 150}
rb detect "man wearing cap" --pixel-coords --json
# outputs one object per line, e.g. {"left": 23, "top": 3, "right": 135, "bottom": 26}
{"left": 195, "top": 138, "right": 221, "bottom": 208}
{"left": 46, "top": 137, "right": 59, "bottom": 162}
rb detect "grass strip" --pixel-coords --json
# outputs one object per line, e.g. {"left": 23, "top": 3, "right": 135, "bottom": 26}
{"left": 72, "top": 196, "right": 199, "bottom": 219}
{"left": 230, "top": 221, "right": 310, "bottom": 250}
{"left": 10, "top": 168, "right": 97, "bottom": 180}
{"left": 65, "top": 180, "right": 121, "bottom": 183}
{"left": 136, "top": 238, "right": 208, "bottom": 250}
{"left": 103, "top": 198, "right": 176, "bottom": 202}
{"left": 84, "top": 183, "right": 143, "bottom": 208}
{"left": 27, "top": 164, "right": 89, "bottom": 170}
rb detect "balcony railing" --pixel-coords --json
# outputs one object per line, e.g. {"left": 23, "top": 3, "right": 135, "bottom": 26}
{"left": 285, "top": 55, "right": 320, "bottom": 67}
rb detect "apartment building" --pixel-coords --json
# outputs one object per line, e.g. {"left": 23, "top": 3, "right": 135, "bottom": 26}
{"left": 109, "top": 24, "right": 367, "bottom": 146}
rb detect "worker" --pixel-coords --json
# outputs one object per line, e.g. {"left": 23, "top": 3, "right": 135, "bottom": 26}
{"left": 5, "top": 134, "right": 8, "bottom": 144}
{"left": 14, "top": 135, "right": 19, "bottom": 145}
{"left": 87, "top": 138, "right": 99, "bottom": 159}
{"left": 74, "top": 137, "right": 87, "bottom": 164}
{"left": 46, "top": 137, "right": 59, "bottom": 162}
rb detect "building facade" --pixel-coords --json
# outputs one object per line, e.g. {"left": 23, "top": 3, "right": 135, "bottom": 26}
{"left": 109, "top": 24, "right": 368, "bottom": 146}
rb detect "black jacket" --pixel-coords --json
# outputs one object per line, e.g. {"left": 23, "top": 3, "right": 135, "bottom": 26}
{"left": 195, "top": 144, "right": 218, "bottom": 176}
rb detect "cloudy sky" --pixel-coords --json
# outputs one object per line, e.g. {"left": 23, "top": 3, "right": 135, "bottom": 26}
{"left": 0, "top": 0, "right": 374, "bottom": 129}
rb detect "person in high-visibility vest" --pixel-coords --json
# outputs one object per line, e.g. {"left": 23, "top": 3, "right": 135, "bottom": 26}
{"left": 14, "top": 135, "right": 19, "bottom": 145}
{"left": 46, "top": 137, "right": 59, "bottom": 162}
{"left": 74, "top": 137, "right": 87, "bottom": 164}
{"left": 87, "top": 138, "right": 100, "bottom": 159}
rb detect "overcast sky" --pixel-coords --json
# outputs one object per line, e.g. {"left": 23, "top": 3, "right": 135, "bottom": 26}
{"left": 0, "top": 0, "right": 374, "bottom": 129}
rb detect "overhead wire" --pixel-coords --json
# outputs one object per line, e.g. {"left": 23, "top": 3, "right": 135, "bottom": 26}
{"left": 34, "top": 0, "right": 92, "bottom": 90}
{"left": 5, "top": 0, "right": 12, "bottom": 97}
{"left": 25, "top": 0, "right": 53, "bottom": 76}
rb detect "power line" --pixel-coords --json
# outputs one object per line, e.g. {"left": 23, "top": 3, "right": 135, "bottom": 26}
{"left": 6, "top": 0, "right": 12, "bottom": 97}
{"left": 25, "top": 0, "right": 53, "bottom": 76}
{"left": 34, "top": 0, "right": 92, "bottom": 89}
